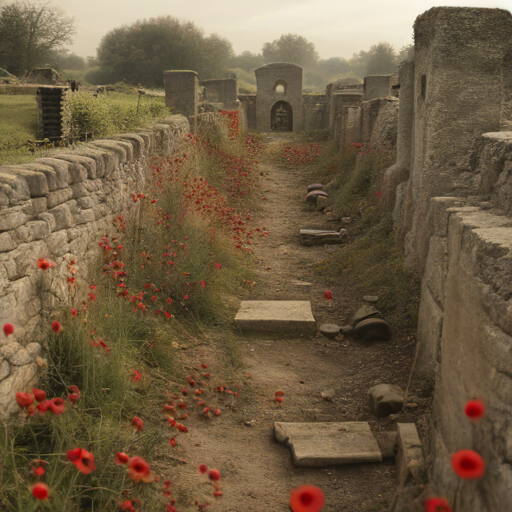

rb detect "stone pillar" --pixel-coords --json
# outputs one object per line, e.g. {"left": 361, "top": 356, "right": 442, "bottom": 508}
{"left": 363, "top": 75, "right": 392, "bottom": 101}
{"left": 382, "top": 60, "right": 415, "bottom": 217}
{"left": 164, "top": 71, "right": 198, "bottom": 119}
{"left": 404, "top": 7, "right": 512, "bottom": 274}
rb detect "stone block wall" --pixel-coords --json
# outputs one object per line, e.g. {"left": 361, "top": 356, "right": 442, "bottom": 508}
{"left": 359, "top": 97, "right": 398, "bottom": 147}
{"left": 238, "top": 94, "right": 257, "bottom": 131}
{"left": 0, "top": 115, "right": 189, "bottom": 418}
{"left": 302, "top": 94, "right": 327, "bottom": 131}
{"left": 364, "top": 75, "right": 392, "bottom": 101}
{"left": 199, "top": 78, "right": 238, "bottom": 108}
{"left": 164, "top": 71, "right": 198, "bottom": 119}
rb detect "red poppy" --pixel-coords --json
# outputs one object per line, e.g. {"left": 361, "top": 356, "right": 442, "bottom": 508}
{"left": 465, "top": 400, "right": 486, "bottom": 422}
{"left": 199, "top": 464, "right": 208, "bottom": 474}
{"left": 16, "top": 391, "right": 34, "bottom": 408}
{"left": 201, "top": 363, "right": 208, "bottom": 369}
{"left": 71, "top": 309, "right": 77, "bottom": 317}
{"left": 33, "top": 388, "right": 46, "bottom": 402}
{"left": 376, "top": 190, "right": 382, "bottom": 199}
{"left": 425, "top": 497, "right": 452, "bottom": 512}
{"left": 213, "top": 409, "right": 221, "bottom": 416}
{"left": 275, "top": 390, "right": 285, "bottom": 397}
{"left": 169, "top": 438, "right": 176, "bottom": 447}
{"left": 67, "top": 448, "right": 96, "bottom": 474}
{"left": 48, "top": 397, "right": 65, "bottom": 414}
{"left": 37, "top": 258, "right": 54, "bottom": 270}
{"left": 115, "top": 452, "right": 129, "bottom": 465}
{"left": 208, "top": 469, "right": 221, "bottom": 481}
{"left": 132, "top": 417, "right": 143, "bottom": 431}
{"left": 32, "top": 466, "right": 45, "bottom": 477}
{"left": 3, "top": 323, "right": 14, "bottom": 337}
{"left": 214, "top": 491, "right": 223, "bottom": 497}
{"left": 51, "top": 321, "right": 61, "bottom": 333}
{"left": 128, "top": 456, "right": 154, "bottom": 483}
{"left": 32, "top": 482, "right": 50, "bottom": 500}
{"left": 451, "top": 450, "right": 485, "bottom": 479}
{"left": 213, "top": 262, "right": 222, "bottom": 270}
{"left": 177, "top": 424, "right": 188, "bottom": 433}
{"left": 290, "top": 484, "right": 325, "bottom": 512}
{"left": 69, "top": 385, "right": 80, "bottom": 394}
{"left": 324, "top": 290, "right": 332, "bottom": 301}
{"left": 68, "top": 393, "right": 80, "bottom": 404}
{"left": 120, "top": 500, "right": 135, "bottom": 511}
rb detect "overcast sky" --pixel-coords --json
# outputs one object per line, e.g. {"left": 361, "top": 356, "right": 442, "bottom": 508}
{"left": 54, "top": 0, "right": 512, "bottom": 59}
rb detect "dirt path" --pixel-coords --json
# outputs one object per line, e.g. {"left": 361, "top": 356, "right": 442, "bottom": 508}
{"left": 169, "top": 134, "right": 418, "bottom": 512}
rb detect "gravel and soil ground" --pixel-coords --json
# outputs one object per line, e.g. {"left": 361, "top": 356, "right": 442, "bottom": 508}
{"left": 158, "top": 133, "right": 428, "bottom": 512}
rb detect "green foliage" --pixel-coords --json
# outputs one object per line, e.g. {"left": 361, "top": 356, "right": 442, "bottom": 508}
{"left": 262, "top": 33, "right": 319, "bottom": 68}
{"left": 349, "top": 41, "right": 399, "bottom": 78}
{"left": 95, "top": 16, "right": 234, "bottom": 87}
{"left": 228, "top": 51, "right": 265, "bottom": 72}
{"left": 64, "top": 92, "right": 169, "bottom": 140}
{"left": 0, "top": 94, "right": 39, "bottom": 165}
{"left": 0, "top": 1, "right": 76, "bottom": 74}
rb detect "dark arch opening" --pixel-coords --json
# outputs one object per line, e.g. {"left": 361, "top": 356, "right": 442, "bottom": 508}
{"left": 271, "top": 101, "right": 293, "bottom": 132}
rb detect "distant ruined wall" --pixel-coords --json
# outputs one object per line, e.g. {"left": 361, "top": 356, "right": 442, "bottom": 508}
{"left": 238, "top": 94, "right": 257, "bottom": 132}
{"left": 164, "top": 71, "right": 198, "bottom": 119}
{"left": 199, "top": 78, "right": 238, "bottom": 109}
{"left": 302, "top": 94, "right": 327, "bottom": 131}
{"left": 364, "top": 75, "right": 392, "bottom": 101}
{"left": 0, "top": 115, "right": 189, "bottom": 418}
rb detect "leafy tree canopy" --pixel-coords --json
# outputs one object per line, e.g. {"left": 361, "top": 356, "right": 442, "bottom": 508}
{"left": 94, "top": 16, "right": 234, "bottom": 87}
{"left": 262, "top": 34, "right": 319, "bottom": 69}
{"left": 0, "top": 1, "right": 76, "bottom": 75}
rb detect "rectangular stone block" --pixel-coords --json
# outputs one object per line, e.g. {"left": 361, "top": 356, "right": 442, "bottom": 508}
{"left": 234, "top": 301, "right": 316, "bottom": 334}
{"left": 275, "top": 422, "right": 383, "bottom": 466}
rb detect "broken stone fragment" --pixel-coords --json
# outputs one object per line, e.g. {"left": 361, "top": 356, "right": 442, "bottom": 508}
{"left": 307, "top": 183, "right": 324, "bottom": 192}
{"left": 352, "top": 304, "right": 382, "bottom": 325}
{"left": 319, "top": 324, "right": 341, "bottom": 339}
{"left": 321, "top": 388, "right": 336, "bottom": 401}
{"left": 363, "top": 295, "right": 379, "bottom": 303}
{"left": 354, "top": 318, "right": 392, "bottom": 341}
{"left": 368, "top": 384, "right": 405, "bottom": 418}
{"left": 306, "top": 190, "right": 328, "bottom": 204}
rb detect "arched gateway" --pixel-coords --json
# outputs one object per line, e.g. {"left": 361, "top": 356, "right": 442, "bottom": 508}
{"left": 255, "top": 63, "right": 303, "bottom": 133}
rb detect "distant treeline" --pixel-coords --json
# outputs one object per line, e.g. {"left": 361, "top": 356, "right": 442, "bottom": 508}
{"left": 0, "top": 1, "right": 413, "bottom": 90}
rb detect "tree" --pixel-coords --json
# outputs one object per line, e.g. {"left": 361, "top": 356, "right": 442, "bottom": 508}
{"left": 228, "top": 51, "right": 265, "bottom": 72}
{"left": 349, "top": 42, "right": 398, "bottom": 78}
{"left": 318, "top": 57, "right": 352, "bottom": 77}
{"left": 0, "top": 1, "right": 76, "bottom": 75}
{"left": 262, "top": 34, "right": 319, "bottom": 68}
{"left": 94, "top": 16, "right": 233, "bottom": 87}
{"left": 396, "top": 43, "right": 414, "bottom": 63}
{"left": 365, "top": 42, "right": 397, "bottom": 75}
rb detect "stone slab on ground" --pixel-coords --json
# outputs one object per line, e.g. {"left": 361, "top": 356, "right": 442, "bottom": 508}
{"left": 234, "top": 301, "right": 316, "bottom": 334}
{"left": 274, "top": 421, "right": 383, "bottom": 466}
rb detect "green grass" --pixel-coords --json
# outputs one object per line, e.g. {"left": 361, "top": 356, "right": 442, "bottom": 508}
{"left": 0, "top": 94, "right": 39, "bottom": 165}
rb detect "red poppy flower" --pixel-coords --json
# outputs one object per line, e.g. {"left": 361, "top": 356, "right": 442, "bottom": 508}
{"left": 425, "top": 497, "right": 452, "bottom": 512}
{"left": 324, "top": 290, "right": 332, "bottom": 301}
{"left": 69, "top": 385, "right": 80, "bottom": 394}
{"left": 208, "top": 469, "right": 221, "bottom": 481}
{"left": 214, "top": 491, "right": 223, "bottom": 497}
{"left": 213, "top": 409, "right": 221, "bottom": 416}
{"left": 128, "top": 456, "right": 154, "bottom": 483}
{"left": 275, "top": 390, "right": 285, "bottom": 397}
{"left": 169, "top": 438, "right": 176, "bottom": 447}
{"left": 67, "top": 448, "right": 96, "bottom": 474}
{"left": 32, "top": 466, "right": 45, "bottom": 477}
{"left": 451, "top": 450, "right": 485, "bottom": 479}
{"left": 132, "top": 416, "right": 143, "bottom": 431}
{"left": 37, "top": 258, "right": 54, "bottom": 270}
{"left": 32, "top": 482, "right": 50, "bottom": 500}
{"left": 376, "top": 190, "right": 382, "bottom": 199}
{"left": 48, "top": 397, "right": 65, "bottom": 414}
{"left": 199, "top": 464, "right": 208, "bottom": 474}
{"left": 3, "top": 323, "right": 14, "bottom": 337}
{"left": 68, "top": 393, "right": 80, "bottom": 404}
{"left": 290, "top": 484, "right": 325, "bottom": 512}
{"left": 465, "top": 400, "right": 486, "bottom": 422}
{"left": 115, "top": 452, "right": 129, "bottom": 465}
{"left": 201, "top": 363, "right": 208, "bottom": 369}
{"left": 51, "top": 321, "right": 61, "bottom": 333}
{"left": 71, "top": 309, "right": 77, "bottom": 317}
{"left": 120, "top": 500, "right": 135, "bottom": 511}
{"left": 177, "top": 424, "right": 188, "bottom": 433}
{"left": 33, "top": 388, "right": 46, "bottom": 402}
{"left": 16, "top": 391, "right": 34, "bottom": 408}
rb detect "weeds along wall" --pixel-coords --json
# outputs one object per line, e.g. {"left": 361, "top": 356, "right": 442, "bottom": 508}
{"left": 335, "top": 7, "right": 512, "bottom": 511}
{"left": 0, "top": 115, "right": 189, "bottom": 418}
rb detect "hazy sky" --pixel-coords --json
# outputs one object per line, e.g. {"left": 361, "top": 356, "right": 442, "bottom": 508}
{"left": 54, "top": 0, "right": 512, "bottom": 59}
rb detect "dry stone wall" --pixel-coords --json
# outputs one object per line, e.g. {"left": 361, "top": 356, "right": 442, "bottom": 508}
{"left": 0, "top": 115, "right": 189, "bottom": 418}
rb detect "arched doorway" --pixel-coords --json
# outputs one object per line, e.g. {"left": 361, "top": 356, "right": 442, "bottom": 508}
{"left": 271, "top": 101, "right": 293, "bottom": 132}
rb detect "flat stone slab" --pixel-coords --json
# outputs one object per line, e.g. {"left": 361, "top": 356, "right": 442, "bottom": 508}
{"left": 235, "top": 301, "right": 316, "bottom": 334}
{"left": 275, "top": 421, "right": 383, "bottom": 466}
